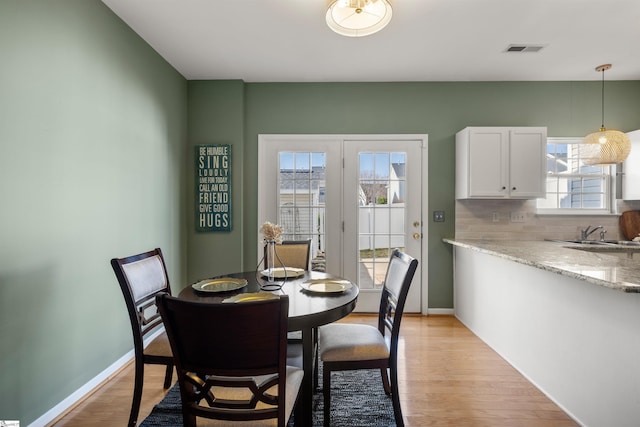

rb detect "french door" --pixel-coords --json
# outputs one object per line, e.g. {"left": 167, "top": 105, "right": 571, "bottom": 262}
{"left": 258, "top": 134, "right": 427, "bottom": 313}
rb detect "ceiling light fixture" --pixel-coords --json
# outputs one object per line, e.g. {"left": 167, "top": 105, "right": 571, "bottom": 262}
{"left": 582, "top": 64, "right": 631, "bottom": 165}
{"left": 326, "top": 0, "right": 392, "bottom": 37}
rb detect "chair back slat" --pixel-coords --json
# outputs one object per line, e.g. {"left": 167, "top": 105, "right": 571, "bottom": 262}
{"left": 138, "top": 298, "right": 162, "bottom": 325}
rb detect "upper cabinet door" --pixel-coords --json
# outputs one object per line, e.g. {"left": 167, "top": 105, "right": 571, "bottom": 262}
{"left": 456, "top": 126, "right": 547, "bottom": 199}
{"left": 467, "top": 128, "right": 508, "bottom": 197}
{"left": 509, "top": 128, "right": 547, "bottom": 198}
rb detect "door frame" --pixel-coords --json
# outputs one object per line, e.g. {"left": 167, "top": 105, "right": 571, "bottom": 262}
{"left": 257, "top": 134, "right": 429, "bottom": 314}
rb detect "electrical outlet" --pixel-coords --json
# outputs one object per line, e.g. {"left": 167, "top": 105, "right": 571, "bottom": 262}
{"left": 492, "top": 212, "right": 499, "bottom": 222}
{"left": 510, "top": 211, "right": 526, "bottom": 223}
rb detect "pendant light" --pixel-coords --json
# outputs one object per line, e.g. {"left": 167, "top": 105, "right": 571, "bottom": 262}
{"left": 582, "top": 64, "right": 631, "bottom": 165}
{"left": 326, "top": 0, "right": 392, "bottom": 37}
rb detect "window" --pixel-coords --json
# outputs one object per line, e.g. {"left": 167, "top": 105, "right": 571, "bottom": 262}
{"left": 537, "top": 138, "right": 615, "bottom": 214}
{"left": 357, "top": 152, "right": 407, "bottom": 289}
{"left": 278, "top": 152, "right": 326, "bottom": 265}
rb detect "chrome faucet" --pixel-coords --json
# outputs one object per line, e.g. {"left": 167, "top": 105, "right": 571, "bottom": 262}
{"left": 581, "top": 225, "right": 603, "bottom": 241}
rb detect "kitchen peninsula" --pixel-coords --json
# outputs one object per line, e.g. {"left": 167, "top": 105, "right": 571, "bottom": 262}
{"left": 445, "top": 238, "right": 640, "bottom": 427}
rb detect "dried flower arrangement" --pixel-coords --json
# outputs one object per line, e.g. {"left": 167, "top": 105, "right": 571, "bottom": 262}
{"left": 260, "top": 221, "right": 283, "bottom": 244}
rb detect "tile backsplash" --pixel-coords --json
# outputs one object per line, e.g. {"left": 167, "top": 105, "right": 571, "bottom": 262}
{"left": 455, "top": 199, "right": 640, "bottom": 241}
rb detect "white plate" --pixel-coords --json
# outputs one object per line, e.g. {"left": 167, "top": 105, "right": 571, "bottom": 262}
{"left": 260, "top": 267, "right": 305, "bottom": 278}
{"left": 299, "top": 279, "right": 353, "bottom": 294}
{"left": 192, "top": 277, "right": 248, "bottom": 293}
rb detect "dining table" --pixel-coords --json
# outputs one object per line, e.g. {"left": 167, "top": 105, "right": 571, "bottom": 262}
{"left": 178, "top": 269, "right": 359, "bottom": 427}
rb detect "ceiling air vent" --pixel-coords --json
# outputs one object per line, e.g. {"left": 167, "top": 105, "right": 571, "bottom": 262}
{"left": 506, "top": 44, "right": 545, "bottom": 53}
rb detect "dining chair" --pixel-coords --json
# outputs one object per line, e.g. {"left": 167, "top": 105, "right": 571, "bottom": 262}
{"left": 263, "top": 239, "right": 312, "bottom": 270}
{"left": 318, "top": 249, "right": 418, "bottom": 427}
{"left": 156, "top": 293, "right": 303, "bottom": 427}
{"left": 263, "top": 239, "right": 317, "bottom": 380}
{"left": 110, "top": 248, "right": 174, "bottom": 427}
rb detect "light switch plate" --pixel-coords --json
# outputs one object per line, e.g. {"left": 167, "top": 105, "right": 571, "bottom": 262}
{"left": 433, "top": 210, "right": 445, "bottom": 222}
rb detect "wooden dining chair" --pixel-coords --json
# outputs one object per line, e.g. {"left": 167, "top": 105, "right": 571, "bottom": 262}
{"left": 156, "top": 293, "right": 303, "bottom": 427}
{"left": 110, "top": 248, "right": 174, "bottom": 427}
{"left": 263, "top": 239, "right": 312, "bottom": 270}
{"left": 318, "top": 249, "right": 418, "bottom": 427}
{"left": 263, "top": 239, "right": 317, "bottom": 379}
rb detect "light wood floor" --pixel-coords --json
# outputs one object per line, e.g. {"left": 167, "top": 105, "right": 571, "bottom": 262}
{"left": 49, "top": 314, "right": 578, "bottom": 427}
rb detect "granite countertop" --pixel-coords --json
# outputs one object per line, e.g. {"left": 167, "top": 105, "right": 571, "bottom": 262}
{"left": 443, "top": 238, "right": 640, "bottom": 293}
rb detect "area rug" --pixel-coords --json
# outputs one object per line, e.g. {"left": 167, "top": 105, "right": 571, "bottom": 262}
{"left": 140, "top": 364, "right": 396, "bottom": 427}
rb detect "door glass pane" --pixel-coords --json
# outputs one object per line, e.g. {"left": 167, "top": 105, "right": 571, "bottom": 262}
{"left": 389, "top": 207, "right": 405, "bottom": 234}
{"left": 278, "top": 152, "right": 326, "bottom": 271}
{"left": 358, "top": 151, "right": 406, "bottom": 289}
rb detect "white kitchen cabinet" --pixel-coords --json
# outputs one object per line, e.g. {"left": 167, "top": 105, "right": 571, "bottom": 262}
{"left": 455, "top": 126, "right": 547, "bottom": 199}
{"left": 622, "top": 129, "right": 640, "bottom": 200}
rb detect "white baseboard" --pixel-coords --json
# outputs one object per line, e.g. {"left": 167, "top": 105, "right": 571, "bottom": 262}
{"left": 426, "top": 308, "right": 454, "bottom": 315}
{"left": 29, "top": 329, "right": 163, "bottom": 427}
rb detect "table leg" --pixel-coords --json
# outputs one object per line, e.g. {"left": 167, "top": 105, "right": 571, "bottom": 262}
{"left": 295, "top": 326, "right": 314, "bottom": 427}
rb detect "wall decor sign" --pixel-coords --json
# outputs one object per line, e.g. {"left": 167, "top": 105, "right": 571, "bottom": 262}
{"left": 195, "top": 144, "right": 231, "bottom": 231}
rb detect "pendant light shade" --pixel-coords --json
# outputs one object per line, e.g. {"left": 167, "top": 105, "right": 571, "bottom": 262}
{"left": 582, "top": 64, "right": 631, "bottom": 165}
{"left": 583, "top": 128, "right": 631, "bottom": 165}
{"left": 326, "top": 0, "right": 392, "bottom": 37}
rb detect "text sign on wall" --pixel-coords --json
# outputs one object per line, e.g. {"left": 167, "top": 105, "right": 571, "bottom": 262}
{"left": 196, "top": 144, "right": 231, "bottom": 232}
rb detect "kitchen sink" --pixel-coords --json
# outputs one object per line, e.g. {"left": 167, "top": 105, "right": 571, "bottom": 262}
{"left": 547, "top": 239, "right": 640, "bottom": 246}
{"left": 545, "top": 239, "right": 640, "bottom": 259}
{"left": 613, "top": 240, "right": 640, "bottom": 247}
{"left": 548, "top": 239, "right": 618, "bottom": 245}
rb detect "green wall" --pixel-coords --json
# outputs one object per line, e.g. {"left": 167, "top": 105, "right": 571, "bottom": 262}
{"left": 0, "top": 1, "right": 187, "bottom": 424}
{"left": 186, "top": 81, "right": 246, "bottom": 283}
{"left": 186, "top": 81, "right": 640, "bottom": 309}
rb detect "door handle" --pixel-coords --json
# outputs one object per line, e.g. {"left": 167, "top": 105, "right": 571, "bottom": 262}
{"left": 413, "top": 232, "right": 421, "bottom": 240}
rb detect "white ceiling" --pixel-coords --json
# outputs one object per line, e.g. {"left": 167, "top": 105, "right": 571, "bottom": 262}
{"left": 101, "top": 0, "right": 640, "bottom": 82}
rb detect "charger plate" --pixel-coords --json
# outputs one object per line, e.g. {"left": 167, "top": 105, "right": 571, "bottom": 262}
{"left": 192, "top": 277, "right": 248, "bottom": 293}
{"left": 260, "top": 267, "right": 305, "bottom": 278}
{"left": 223, "top": 292, "right": 279, "bottom": 303}
{"left": 300, "top": 279, "right": 353, "bottom": 294}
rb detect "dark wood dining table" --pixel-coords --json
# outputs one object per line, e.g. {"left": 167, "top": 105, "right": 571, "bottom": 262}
{"left": 178, "top": 270, "right": 359, "bottom": 427}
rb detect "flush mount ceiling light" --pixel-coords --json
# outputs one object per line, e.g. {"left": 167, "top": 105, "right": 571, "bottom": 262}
{"left": 326, "top": 0, "right": 392, "bottom": 37}
{"left": 582, "top": 64, "right": 631, "bottom": 165}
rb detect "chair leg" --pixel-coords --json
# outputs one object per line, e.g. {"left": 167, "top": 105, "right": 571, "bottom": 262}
{"left": 294, "top": 391, "right": 304, "bottom": 426}
{"left": 128, "top": 358, "right": 144, "bottom": 427}
{"left": 313, "top": 328, "right": 319, "bottom": 390}
{"left": 380, "top": 367, "right": 391, "bottom": 395}
{"left": 323, "top": 364, "right": 331, "bottom": 427}
{"left": 183, "top": 412, "right": 197, "bottom": 427}
{"left": 163, "top": 363, "right": 173, "bottom": 389}
{"left": 390, "top": 361, "right": 404, "bottom": 427}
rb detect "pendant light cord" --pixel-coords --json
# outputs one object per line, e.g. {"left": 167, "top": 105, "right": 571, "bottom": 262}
{"left": 600, "top": 68, "right": 605, "bottom": 129}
